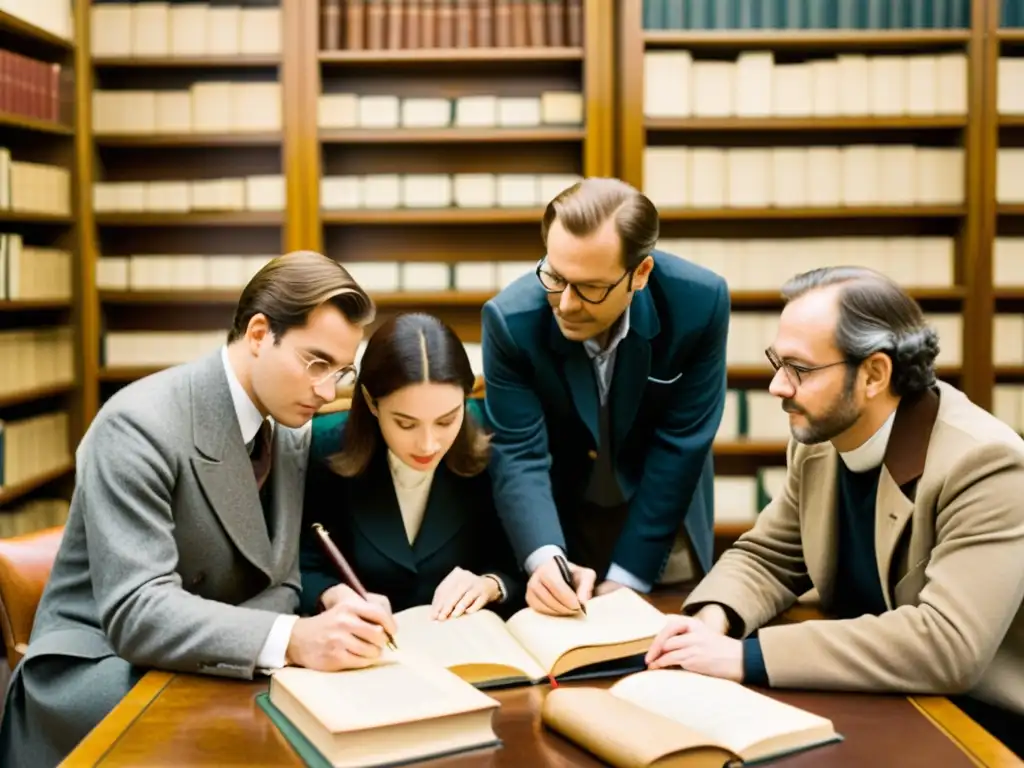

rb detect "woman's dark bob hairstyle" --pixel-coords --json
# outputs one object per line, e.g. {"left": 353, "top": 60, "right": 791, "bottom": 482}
{"left": 326, "top": 312, "right": 490, "bottom": 478}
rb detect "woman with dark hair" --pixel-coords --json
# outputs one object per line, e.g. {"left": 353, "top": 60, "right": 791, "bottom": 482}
{"left": 298, "top": 313, "right": 524, "bottom": 622}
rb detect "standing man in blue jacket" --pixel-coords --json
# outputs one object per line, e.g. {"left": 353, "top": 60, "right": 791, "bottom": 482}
{"left": 481, "top": 177, "right": 730, "bottom": 614}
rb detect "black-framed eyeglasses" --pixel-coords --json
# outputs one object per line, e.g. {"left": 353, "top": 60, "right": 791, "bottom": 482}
{"left": 535, "top": 257, "right": 635, "bottom": 305}
{"left": 765, "top": 347, "right": 848, "bottom": 388}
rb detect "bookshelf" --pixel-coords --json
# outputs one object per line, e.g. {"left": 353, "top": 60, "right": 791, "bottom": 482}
{"left": 619, "top": 0, "right": 986, "bottom": 542}
{"left": 0, "top": 1, "right": 80, "bottom": 534}
{"left": 86, "top": 0, "right": 296, "bottom": 408}
{"left": 302, "top": 0, "right": 612, "bottom": 359}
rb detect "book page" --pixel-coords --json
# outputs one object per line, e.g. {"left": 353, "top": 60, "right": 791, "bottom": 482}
{"left": 393, "top": 605, "right": 548, "bottom": 682}
{"left": 270, "top": 657, "right": 498, "bottom": 734}
{"left": 505, "top": 588, "right": 668, "bottom": 674}
{"left": 610, "top": 670, "right": 835, "bottom": 758}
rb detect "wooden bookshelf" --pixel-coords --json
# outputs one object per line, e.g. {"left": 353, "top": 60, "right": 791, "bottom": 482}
{"left": 303, "top": 0, "right": 612, "bottom": 341}
{"left": 621, "top": 0, "right": 990, "bottom": 544}
{"left": 0, "top": 4, "right": 83, "bottom": 520}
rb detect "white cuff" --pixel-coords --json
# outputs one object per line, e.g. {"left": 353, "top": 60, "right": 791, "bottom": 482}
{"left": 524, "top": 544, "right": 565, "bottom": 575}
{"left": 256, "top": 614, "right": 299, "bottom": 674}
{"left": 605, "top": 563, "right": 652, "bottom": 593}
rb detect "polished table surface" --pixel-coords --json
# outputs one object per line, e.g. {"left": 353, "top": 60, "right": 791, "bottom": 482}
{"left": 61, "top": 595, "right": 1023, "bottom": 768}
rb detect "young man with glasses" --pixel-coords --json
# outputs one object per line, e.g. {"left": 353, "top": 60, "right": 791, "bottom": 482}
{"left": 481, "top": 177, "right": 730, "bottom": 615}
{"left": 645, "top": 266, "right": 1024, "bottom": 758}
{"left": 0, "top": 251, "right": 398, "bottom": 768}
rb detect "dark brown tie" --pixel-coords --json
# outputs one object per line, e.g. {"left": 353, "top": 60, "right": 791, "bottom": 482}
{"left": 250, "top": 420, "right": 273, "bottom": 491}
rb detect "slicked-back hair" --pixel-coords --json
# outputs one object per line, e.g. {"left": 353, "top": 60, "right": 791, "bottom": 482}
{"left": 541, "top": 177, "right": 660, "bottom": 270}
{"left": 227, "top": 251, "right": 375, "bottom": 344}
{"left": 327, "top": 313, "right": 490, "bottom": 478}
{"left": 781, "top": 266, "right": 939, "bottom": 397}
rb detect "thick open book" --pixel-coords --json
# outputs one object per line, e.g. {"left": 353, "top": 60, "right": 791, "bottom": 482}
{"left": 542, "top": 669, "right": 842, "bottom": 767}
{"left": 260, "top": 656, "right": 502, "bottom": 768}
{"left": 391, "top": 587, "right": 669, "bottom": 688}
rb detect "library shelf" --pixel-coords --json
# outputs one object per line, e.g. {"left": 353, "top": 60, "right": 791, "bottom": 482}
{"left": 94, "top": 212, "right": 285, "bottom": 227}
{"left": 319, "top": 127, "right": 587, "bottom": 144}
{"left": 91, "top": 55, "right": 280, "bottom": 68}
{"left": 0, "top": 461, "right": 75, "bottom": 506}
{"left": 99, "top": 290, "right": 499, "bottom": 308}
{"left": 994, "top": 366, "right": 1024, "bottom": 379}
{"left": 0, "top": 112, "right": 73, "bottom": 135}
{"left": 643, "top": 29, "right": 972, "bottom": 51}
{"left": 993, "top": 288, "right": 1024, "bottom": 300}
{"left": 645, "top": 116, "right": 968, "bottom": 132}
{"left": 714, "top": 521, "right": 756, "bottom": 539}
{"left": 0, "top": 383, "right": 74, "bottom": 409}
{"left": 997, "top": 205, "right": 1024, "bottom": 216}
{"left": 0, "top": 10, "right": 73, "bottom": 52}
{"left": 997, "top": 115, "right": 1024, "bottom": 127}
{"left": 730, "top": 287, "right": 965, "bottom": 306}
{"left": 0, "top": 299, "right": 71, "bottom": 311}
{"left": 713, "top": 439, "right": 788, "bottom": 457}
{"left": 321, "top": 208, "right": 545, "bottom": 225}
{"left": 657, "top": 205, "right": 966, "bottom": 221}
{"left": 319, "top": 47, "right": 584, "bottom": 65}
{"left": 998, "top": 29, "right": 1024, "bottom": 42}
{"left": 0, "top": 211, "right": 72, "bottom": 224}
{"left": 98, "top": 367, "right": 163, "bottom": 383}
{"left": 93, "top": 132, "right": 283, "bottom": 147}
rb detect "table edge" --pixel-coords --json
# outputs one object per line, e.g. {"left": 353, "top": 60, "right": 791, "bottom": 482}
{"left": 910, "top": 695, "right": 1024, "bottom": 767}
{"left": 58, "top": 670, "right": 175, "bottom": 767}
{"left": 62, "top": 670, "right": 1021, "bottom": 768}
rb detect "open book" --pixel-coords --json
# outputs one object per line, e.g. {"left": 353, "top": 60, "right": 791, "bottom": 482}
{"left": 542, "top": 669, "right": 841, "bottom": 767}
{"left": 260, "top": 656, "right": 502, "bottom": 768}
{"left": 390, "top": 587, "right": 669, "bottom": 688}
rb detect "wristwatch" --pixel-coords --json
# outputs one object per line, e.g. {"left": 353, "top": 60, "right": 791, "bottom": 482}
{"left": 482, "top": 573, "right": 507, "bottom": 603}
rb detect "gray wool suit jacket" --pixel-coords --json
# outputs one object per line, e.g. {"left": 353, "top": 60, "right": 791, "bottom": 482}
{"left": 0, "top": 349, "right": 310, "bottom": 768}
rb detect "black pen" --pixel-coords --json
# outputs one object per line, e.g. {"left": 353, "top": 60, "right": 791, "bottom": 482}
{"left": 554, "top": 554, "right": 587, "bottom": 616}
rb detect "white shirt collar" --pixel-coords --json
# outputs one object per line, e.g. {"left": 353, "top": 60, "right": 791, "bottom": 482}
{"left": 387, "top": 449, "right": 435, "bottom": 488}
{"left": 838, "top": 409, "right": 896, "bottom": 472}
{"left": 583, "top": 306, "right": 631, "bottom": 360}
{"left": 220, "top": 345, "right": 270, "bottom": 446}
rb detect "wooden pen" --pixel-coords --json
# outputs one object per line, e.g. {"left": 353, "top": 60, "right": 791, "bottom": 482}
{"left": 311, "top": 523, "right": 398, "bottom": 651}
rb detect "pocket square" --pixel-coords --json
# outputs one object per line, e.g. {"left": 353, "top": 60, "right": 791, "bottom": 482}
{"left": 648, "top": 372, "right": 683, "bottom": 385}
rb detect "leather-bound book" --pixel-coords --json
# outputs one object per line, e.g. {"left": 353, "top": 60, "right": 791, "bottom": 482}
{"left": 566, "top": 0, "right": 582, "bottom": 45}
{"left": 527, "top": 0, "right": 545, "bottom": 45}
{"left": 345, "top": 0, "right": 366, "bottom": 49}
{"left": 510, "top": 0, "right": 528, "bottom": 45}
{"left": 437, "top": 0, "right": 455, "bottom": 47}
{"left": 455, "top": 0, "right": 472, "bottom": 47}
{"left": 494, "top": 0, "right": 511, "bottom": 46}
{"left": 406, "top": 0, "right": 422, "bottom": 47}
{"left": 386, "top": 0, "right": 404, "bottom": 47}
{"left": 475, "top": 0, "right": 493, "bottom": 46}
{"left": 366, "top": 0, "right": 386, "bottom": 48}
{"left": 421, "top": 0, "right": 438, "bottom": 46}
{"left": 545, "top": 0, "right": 563, "bottom": 46}
{"left": 321, "top": 0, "right": 341, "bottom": 49}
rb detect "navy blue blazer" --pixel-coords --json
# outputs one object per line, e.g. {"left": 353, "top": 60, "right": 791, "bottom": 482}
{"left": 298, "top": 410, "right": 526, "bottom": 618}
{"left": 480, "top": 250, "right": 729, "bottom": 583}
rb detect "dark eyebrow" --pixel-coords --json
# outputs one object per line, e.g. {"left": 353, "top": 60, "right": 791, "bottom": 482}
{"left": 303, "top": 348, "right": 336, "bottom": 365}
{"left": 392, "top": 405, "right": 462, "bottom": 421}
{"left": 543, "top": 266, "right": 616, "bottom": 288}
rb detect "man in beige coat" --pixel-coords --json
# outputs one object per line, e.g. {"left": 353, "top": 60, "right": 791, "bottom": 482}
{"left": 645, "top": 266, "right": 1024, "bottom": 757}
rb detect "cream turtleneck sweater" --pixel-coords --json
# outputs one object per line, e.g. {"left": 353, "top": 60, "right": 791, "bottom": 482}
{"left": 386, "top": 450, "right": 435, "bottom": 544}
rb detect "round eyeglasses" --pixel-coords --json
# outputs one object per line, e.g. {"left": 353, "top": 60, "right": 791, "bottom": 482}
{"left": 535, "top": 258, "right": 635, "bottom": 304}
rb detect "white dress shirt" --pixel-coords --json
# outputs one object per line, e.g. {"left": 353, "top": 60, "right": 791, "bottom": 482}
{"left": 387, "top": 450, "right": 434, "bottom": 543}
{"left": 219, "top": 347, "right": 297, "bottom": 673}
{"left": 838, "top": 409, "right": 896, "bottom": 471}
{"left": 524, "top": 310, "right": 662, "bottom": 593}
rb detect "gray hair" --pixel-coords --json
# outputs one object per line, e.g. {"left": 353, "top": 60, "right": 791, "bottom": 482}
{"left": 781, "top": 266, "right": 939, "bottom": 397}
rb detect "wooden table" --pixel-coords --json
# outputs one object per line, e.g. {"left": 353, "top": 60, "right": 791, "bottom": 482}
{"left": 61, "top": 595, "right": 1023, "bottom": 768}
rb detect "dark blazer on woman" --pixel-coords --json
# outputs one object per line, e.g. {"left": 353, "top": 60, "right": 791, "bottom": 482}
{"left": 299, "top": 407, "right": 526, "bottom": 618}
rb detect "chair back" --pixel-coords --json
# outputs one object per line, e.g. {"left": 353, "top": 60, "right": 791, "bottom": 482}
{"left": 0, "top": 526, "right": 64, "bottom": 669}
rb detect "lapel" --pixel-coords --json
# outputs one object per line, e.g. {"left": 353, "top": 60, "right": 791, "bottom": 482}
{"left": 411, "top": 465, "right": 471, "bottom": 564}
{"left": 874, "top": 387, "right": 940, "bottom": 608}
{"left": 800, "top": 445, "right": 839, "bottom": 604}
{"left": 547, "top": 287, "right": 660, "bottom": 450}
{"left": 348, "top": 449, "right": 419, "bottom": 574}
{"left": 267, "top": 425, "right": 306, "bottom": 568}
{"left": 188, "top": 351, "right": 273, "bottom": 580}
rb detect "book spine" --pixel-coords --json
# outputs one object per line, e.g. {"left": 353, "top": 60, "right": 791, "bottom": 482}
{"left": 475, "top": 0, "right": 493, "bottom": 46}
{"left": 346, "top": 0, "right": 366, "bottom": 48}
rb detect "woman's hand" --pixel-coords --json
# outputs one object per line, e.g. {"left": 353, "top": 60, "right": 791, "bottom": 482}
{"left": 430, "top": 567, "right": 501, "bottom": 620}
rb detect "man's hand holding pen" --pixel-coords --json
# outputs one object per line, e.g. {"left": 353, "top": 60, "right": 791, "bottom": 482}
{"left": 526, "top": 554, "right": 595, "bottom": 616}
{"left": 286, "top": 584, "right": 397, "bottom": 671}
